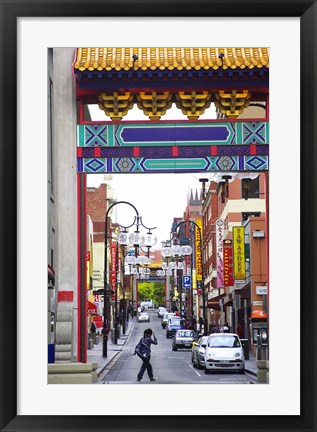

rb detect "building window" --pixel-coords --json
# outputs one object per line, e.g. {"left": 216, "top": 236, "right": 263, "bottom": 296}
{"left": 241, "top": 177, "right": 260, "bottom": 200}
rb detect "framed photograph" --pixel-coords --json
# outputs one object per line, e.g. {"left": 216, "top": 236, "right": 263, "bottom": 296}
{"left": 1, "top": 1, "right": 316, "bottom": 431}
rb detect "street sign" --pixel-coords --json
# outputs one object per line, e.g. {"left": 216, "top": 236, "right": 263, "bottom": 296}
{"left": 182, "top": 275, "right": 191, "bottom": 289}
{"left": 253, "top": 300, "right": 263, "bottom": 306}
{"left": 93, "top": 289, "right": 104, "bottom": 295}
{"left": 93, "top": 288, "right": 114, "bottom": 295}
{"left": 256, "top": 286, "right": 268, "bottom": 295}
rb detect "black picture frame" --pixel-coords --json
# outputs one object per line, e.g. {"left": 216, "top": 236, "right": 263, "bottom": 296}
{"left": 0, "top": 1, "right": 316, "bottom": 431}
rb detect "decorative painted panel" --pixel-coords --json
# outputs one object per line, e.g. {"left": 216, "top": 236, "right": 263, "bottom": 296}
{"left": 77, "top": 121, "right": 269, "bottom": 147}
{"left": 77, "top": 155, "right": 268, "bottom": 174}
{"left": 77, "top": 121, "right": 269, "bottom": 173}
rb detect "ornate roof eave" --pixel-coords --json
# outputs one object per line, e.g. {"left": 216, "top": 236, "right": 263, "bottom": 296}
{"left": 74, "top": 48, "right": 269, "bottom": 121}
{"left": 74, "top": 47, "right": 269, "bottom": 91}
{"left": 75, "top": 67, "right": 269, "bottom": 92}
{"left": 73, "top": 47, "right": 269, "bottom": 72}
{"left": 74, "top": 65, "right": 269, "bottom": 80}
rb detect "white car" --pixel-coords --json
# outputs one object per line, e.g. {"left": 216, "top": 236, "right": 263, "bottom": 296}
{"left": 204, "top": 333, "right": 245, "bottom": 374}
{"left": 138, "top": 312, "right": 150, "bottom": 323}
{"left": 161, "top": 312, "right": 175, "bottom": 329}
{"left": 172, "top": 329, "right": 195, "bottom": 351}
{"left": 192, "top": 336, "right": 209, "bottom": 369}
{"left": 157, "top": 307, "right": 167, "bottom": 318}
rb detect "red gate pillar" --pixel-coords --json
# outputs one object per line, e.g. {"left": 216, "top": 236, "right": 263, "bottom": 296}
{"left": 77, "top": 173, "right": 87, "bottom": 362}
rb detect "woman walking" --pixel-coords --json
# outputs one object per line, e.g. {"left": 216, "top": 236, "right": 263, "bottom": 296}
{"left": 134, "top": 328, "right": 158, "bottom": 382}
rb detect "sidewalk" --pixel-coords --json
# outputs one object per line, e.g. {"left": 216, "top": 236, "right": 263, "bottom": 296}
{"left": 87, "top": 319, "right": 258, "bottom": 378}
{"left": 244, "top": 353, "right": 257, "bottom": 376}
{"left": 87, "top": 318, "right": 136, "bottom": 376}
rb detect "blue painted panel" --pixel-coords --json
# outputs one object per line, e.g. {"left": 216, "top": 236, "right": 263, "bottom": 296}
{"left": 121, "top": 125, "right": 229, "bottom": 143}
{"left": 78, "top": 121, "right": 268, "bottom": 147}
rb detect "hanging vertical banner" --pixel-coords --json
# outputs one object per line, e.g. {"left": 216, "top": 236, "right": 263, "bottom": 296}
{"left": 233, "top": 226, "right": 246, "bottom": 282}
{"left": 195, "top": 219, "right": 203, "bottom": 281}
{"left": 223, "top": 239, "right": 234, "bottom": 286}
{"left": 216, "top": 218, "right": 224, "bottom": 287}
{"left": 110, "top": 241, "right": 117, "bottom": 299}
{"left": 192, "top": 268, "right": 197, "bottom": 289}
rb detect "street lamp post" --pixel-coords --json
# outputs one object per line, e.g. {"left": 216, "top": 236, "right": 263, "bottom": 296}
{"left": 161, "top": 240, "right": 192, "bottom": 315}
{"left": 114, "top": 241, "right": 119, "bottom": 344}
{"left": 103, "top": 201, "right": 139, "bottom": 358}
{"left": 121, "top": 285, "right": 126, "bottom": 335}
{"left": 161, "top": 238, "right": 172, "bottom": 309}
{"left": 103, "top": 200, "right": 156, "bottom": 357}
{"left": 174, "top": 220, "right": 207, "bottom": 335}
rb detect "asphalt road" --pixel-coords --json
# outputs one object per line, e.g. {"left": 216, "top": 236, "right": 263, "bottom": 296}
{"left": 100, "top": 309, "right": 257, "bottom": 384}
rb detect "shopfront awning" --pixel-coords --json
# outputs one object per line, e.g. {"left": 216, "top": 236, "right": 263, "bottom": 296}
{"left": 233, "top": 282, "right": 251, "bottom": 299}
{"left": 251, "top": 310, "right": 267, "bottom": 319}
{"left": 222, "top": 293, "right": 233, "bottom": 306}
{"left": 207, "top": 294, "right": 225, "bottom": 311}
{"left": 87, "top": 300, "right": 98, "bottom": 315}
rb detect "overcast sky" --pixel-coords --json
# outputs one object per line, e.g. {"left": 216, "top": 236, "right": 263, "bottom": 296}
{"left": 86, "top": 104, "right": 217, "bottom": 247}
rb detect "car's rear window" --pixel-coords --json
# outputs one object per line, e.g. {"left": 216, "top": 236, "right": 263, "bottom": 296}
{"left": 177, "top": 330, "right": 193, "bottom": 337}
{"left": 169, "top": 319, "right": 184, "bottom": 326}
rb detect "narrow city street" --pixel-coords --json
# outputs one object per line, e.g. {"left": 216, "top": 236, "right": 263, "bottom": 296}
{"left": 98, "top": 310, "right": 257, "bottom": 384}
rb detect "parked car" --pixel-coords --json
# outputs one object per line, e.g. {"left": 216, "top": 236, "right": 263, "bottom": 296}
{"left": 192, "top": 336, "right": 209, "bottom": 369}
{"left": 172, "top": 329, "right": 195, "bottom": 351}
{"left": 166, "top": 317, "right": 185, "bottom": 338}
{"left": 138, "top": 312, "right": 150, "bottom": 323}
{"left": 161, "top": 312, "right": 175, "bottom": 329}
{"left": 157, "top": 307, "right": 167, "bottom": 318}
{"left": 204, "top": 333, "right": 245, "bottom": 374}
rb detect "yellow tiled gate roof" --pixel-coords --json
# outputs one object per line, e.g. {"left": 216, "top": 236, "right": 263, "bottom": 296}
{"left": 73, "top": 47, "right": 269, "bottom": 71}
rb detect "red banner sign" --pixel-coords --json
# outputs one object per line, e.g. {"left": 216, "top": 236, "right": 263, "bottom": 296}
{"left": 223, "top": 239, "right": 234, "bottom": 286}
{"left": 87, "top": 300, "right": 97, "bottom": 315}
{"left": 110, "top": 241, "right": 117, "bottom": 300}
{"left": 93, "top": 316, "right": 103, "bottom": 327}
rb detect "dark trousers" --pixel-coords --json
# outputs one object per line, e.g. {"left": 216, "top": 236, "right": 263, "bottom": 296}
{"left": 137, "top": 354, "right": 153, "bottom": 380}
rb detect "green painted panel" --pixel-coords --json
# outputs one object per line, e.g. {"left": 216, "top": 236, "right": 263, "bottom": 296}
{"left": 143, "top": 158, "right": 209, "bottom": 171}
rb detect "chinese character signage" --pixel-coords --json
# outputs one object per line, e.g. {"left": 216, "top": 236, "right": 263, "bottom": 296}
{"left": 233, "top": 226, "right": 246, "bottom": 281}
{"left": 195, "top": 219, "right": 203, "bottom": 281}
{"left": 223, "top": 239, "right": 234, "bottom": 286}
{"left": 216, "top": 218, "right": 224, "bottom": 288}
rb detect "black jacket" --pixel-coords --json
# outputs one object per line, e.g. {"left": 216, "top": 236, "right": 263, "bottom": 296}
{"left": 135, "top": 335, "right": 157, "bottom": 357}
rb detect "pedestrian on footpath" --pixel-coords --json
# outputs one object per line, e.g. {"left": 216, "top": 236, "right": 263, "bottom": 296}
{"left": 90, "top": 321, "right": 96, "bottom": 333}
{"left": 134, "top": 328, "right": 158, "bottom": 382}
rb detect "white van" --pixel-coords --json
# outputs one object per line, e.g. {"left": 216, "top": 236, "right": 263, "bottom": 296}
{"left": 140, "top": 300, "right": 154, "bottom": 309}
